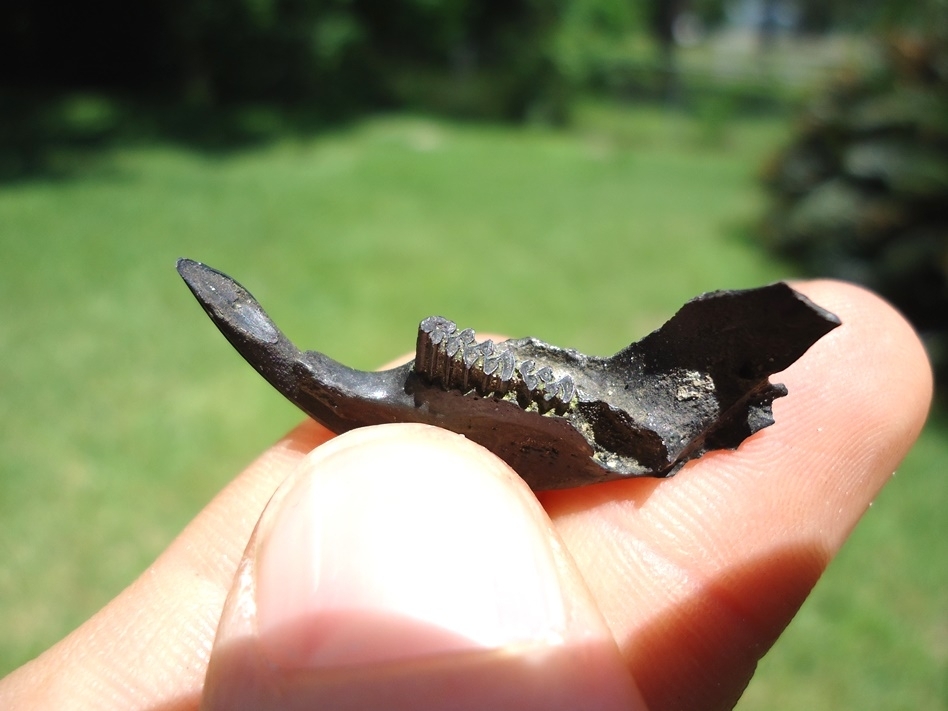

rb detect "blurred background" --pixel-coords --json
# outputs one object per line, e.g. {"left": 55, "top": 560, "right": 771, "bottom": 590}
{"left": 1, "top": 1, "right": 945, "bottom": 707}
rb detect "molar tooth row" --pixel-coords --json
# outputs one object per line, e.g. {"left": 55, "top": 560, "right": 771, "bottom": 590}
{"left": 516, "top": 360, "right": 575, "bottom": 410}
{"left": 416, "top": 317, "right": 575, "bottom": 411}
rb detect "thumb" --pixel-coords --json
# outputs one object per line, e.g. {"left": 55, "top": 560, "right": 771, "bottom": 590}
{"left": 202, "top": 424, "right": 644, "bottom": 711}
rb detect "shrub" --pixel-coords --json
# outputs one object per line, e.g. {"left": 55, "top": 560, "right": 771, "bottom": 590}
{"left": 760, "top": 35, "right": 948, "bottom": 384}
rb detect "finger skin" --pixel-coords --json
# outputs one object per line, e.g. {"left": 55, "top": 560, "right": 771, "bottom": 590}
{"left": 539, "top": 280, "right": 933, "bottom": 711}
{"left": 0, "top": 339, "right": 507, "bottom": 710}
{"left": 0, "top": 421, "right": 335, "bottom": 711}
{"left": 0, "top": 281, "right": 931, "bottom": 711}
{"left": 202, "top": 424, "right": 644, "bottom": 711}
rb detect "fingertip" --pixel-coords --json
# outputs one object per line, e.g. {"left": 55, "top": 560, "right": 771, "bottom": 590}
{"left": 540, "top": 280, "right": 934, "bottom": 711}
{"left": 255, "top": 424, "right": 562, "bottom": 670}
{"left": 784, "top": 279, "right": 932, "bottom": 474}
{"left": 790, "top": 279, "right": 932, "bottom": 405}
{"left": 203, "top": 424, "right": 644, "bottom": 710}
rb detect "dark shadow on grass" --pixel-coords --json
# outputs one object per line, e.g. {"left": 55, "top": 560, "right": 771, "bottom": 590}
{"left": 0, "top": 91, "right": 364, "bottom": 184}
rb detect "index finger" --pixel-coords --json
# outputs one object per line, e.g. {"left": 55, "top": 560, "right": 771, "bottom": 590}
{"left": 540, "top": 281, "right": 932, "bottom": 711}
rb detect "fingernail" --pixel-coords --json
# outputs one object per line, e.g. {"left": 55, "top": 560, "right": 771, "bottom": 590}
{"left": 254, "top": 424, "right": 569, "bottom": 669}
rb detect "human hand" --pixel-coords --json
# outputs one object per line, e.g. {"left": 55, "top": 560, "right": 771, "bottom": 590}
{"left": 0, "top": 281, "right": 931, "bottom": 711}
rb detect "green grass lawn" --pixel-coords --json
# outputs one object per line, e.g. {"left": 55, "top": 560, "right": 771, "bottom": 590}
{"left": 0, "top": 103, "right": 944, "bottom": 708}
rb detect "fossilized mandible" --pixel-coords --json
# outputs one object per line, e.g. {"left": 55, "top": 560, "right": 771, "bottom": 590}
{"left": 177, "top": 259, "right": 840, "bottom": 490}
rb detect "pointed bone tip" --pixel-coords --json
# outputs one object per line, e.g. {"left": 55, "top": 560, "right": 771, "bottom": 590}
{"left": 177, "top": 258, "right": 281, "bottom": 346}
{"left": 700, "top": 281, "right": 843, "bottom": 335}
{"left": 176, "top": 258, "right": 225, "bottom": 299}
{"left": 176, "top": 258, "right": 238, "bottom": 300}
{"left": 175, "top": 257, "right": 202, "bottom": 280}
{"left": 176, "top": 257, "right": 226, "bottom": 291}
{"left": 786, "top": 284, "right": 843, "bottom": 331}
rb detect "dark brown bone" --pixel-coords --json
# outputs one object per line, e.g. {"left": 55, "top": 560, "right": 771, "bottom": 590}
{"left": 177, "top": 259, "right": 840, "bottom": 490}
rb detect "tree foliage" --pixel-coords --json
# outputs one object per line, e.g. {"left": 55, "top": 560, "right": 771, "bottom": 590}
{"left": 0, "top": 1, "right": 558, "bottom": 118}
{"left": 760, "top": 34, "right": 948, "bottom": 385}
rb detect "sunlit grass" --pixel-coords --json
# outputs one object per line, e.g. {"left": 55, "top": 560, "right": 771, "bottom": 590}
{"left": 738, "top": 412, "right": 948, "bottom": 710}
{"left": 0, "top": 105, "right": 942, "bottom": 708}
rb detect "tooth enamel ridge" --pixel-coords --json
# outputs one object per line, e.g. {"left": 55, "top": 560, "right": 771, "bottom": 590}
{"left": 415, "top": 316, "right": 576, "bottom": 413}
